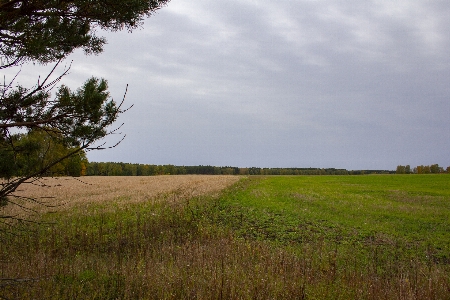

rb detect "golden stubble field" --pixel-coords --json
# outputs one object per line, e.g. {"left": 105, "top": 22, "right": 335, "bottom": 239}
{"left": 2, "top": 175, "right": 241, "bottom": 218}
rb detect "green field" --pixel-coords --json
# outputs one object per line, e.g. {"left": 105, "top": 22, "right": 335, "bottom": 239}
{"left": 1, "top": 175, "right": 450, "bottom": 299}
{"left": 219, "top": 175, "right": 450, "bottom": 256}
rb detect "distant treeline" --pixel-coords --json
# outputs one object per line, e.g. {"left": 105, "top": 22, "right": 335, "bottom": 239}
{"left": 86, "top": 162, "right": 396, "bottom": 176}
{"left": 396, "top": 164, "right": 449, "bottom": 174}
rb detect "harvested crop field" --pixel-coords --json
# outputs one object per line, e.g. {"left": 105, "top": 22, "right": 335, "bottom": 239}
{"left": 3, "top": 175, "right": 241, "bottom": 217}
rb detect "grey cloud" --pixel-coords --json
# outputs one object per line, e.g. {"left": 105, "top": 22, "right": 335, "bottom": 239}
{"left": 23, "top": 0, "right": 450, "bottom": 170}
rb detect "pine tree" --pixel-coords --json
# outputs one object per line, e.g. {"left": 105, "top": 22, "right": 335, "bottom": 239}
{"left": 1, "top": 0, "right": 170, "bottom": 209}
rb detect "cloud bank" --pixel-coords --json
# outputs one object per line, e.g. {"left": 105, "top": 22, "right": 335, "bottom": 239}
{"left": 7, "top": 0, "right": 450, "bottom": 169}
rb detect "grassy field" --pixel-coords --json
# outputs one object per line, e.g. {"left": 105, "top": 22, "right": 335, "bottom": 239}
{"left": 1, "top": 175, "right": 449, "bottom": 299}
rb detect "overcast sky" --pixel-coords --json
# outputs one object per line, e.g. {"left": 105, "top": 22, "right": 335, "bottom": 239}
{"left": 8, "top": 0, "right": 450, "bottom": 170}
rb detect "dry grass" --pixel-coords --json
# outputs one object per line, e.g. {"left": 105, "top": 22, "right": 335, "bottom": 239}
{"left": 2, "top": 175, "right": 241, "bottom": 218}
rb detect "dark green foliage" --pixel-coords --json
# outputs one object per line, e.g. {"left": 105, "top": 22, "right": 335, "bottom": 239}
{"left": 0, "top": 0, "right": 170, "bottom": 66}
{"left": 3, "top": 129, "right": 88, "bottom": 177}
{"left": 1, "top": 76, "right": 117, "bottom": 147}
{"left": 0, "top": 137, "right": 17, "bottom": 180}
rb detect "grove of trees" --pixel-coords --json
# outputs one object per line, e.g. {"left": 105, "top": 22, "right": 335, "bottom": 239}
{"left": 1, "top": 129, "right": 88, "bottom": 177}
{"left": 396, "top": 164, "right": 447, "bottom": 174}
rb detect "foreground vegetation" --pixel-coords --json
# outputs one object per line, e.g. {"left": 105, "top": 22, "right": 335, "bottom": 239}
{"left": 1, "top": 175, "right": 449, "bottom": 299}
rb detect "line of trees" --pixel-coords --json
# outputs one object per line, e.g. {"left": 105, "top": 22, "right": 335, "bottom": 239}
{"left": 396, "top": 164, "right": 449, "bottom": 174}
{"left": 8, "top": 153, "right": 450, "bottom": 178}
{"left": 85, "top": 162, "right": 396, "bottom": 176}
{"left": 6, "top": 134, "right": 449, "bottom": 178}
{"left": 86, "top": 163, "right": 239, "bottom": 176}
